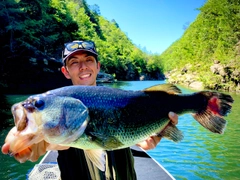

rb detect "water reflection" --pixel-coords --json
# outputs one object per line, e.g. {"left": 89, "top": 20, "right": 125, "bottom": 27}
{"left": 0, "top": 93, "right": 12, "bottom": 129}
{"left": 100, "top": 81, "right": 131, "bottom": 89}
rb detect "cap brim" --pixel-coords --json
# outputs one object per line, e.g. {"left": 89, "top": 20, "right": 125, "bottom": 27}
{"left": 63, "top": 49, "right": 98, "bottom": 64}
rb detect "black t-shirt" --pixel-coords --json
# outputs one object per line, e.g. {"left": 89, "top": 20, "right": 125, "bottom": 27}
{"left": 57, "top": 147, "right": 137, "bottom": 180}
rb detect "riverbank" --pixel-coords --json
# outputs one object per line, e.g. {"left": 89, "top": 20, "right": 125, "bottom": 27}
{"left": 166, "top": 60, "right": 240, "bottom": 93}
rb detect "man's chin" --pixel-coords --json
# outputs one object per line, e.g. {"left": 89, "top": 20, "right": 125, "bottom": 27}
{"left": 78, "top": 79, "right": 95, "bottom": 86}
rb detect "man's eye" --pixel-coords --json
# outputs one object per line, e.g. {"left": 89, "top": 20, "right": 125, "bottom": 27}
{"left": 86, "top": 58, "right": 94, "bottom": 62}
{"left": 70, "top": 61, "right": 78, "bottom": 65}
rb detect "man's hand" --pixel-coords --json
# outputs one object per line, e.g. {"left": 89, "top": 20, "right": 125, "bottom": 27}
{"left": 1, "top": 127, "right": 69, "bottom": 163}
{"left": 137, "top": 112, "right": 178, "bottom": 150}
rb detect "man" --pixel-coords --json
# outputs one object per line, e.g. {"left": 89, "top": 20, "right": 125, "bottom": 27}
{"left": 2, "top": 40, "right": 178, "bottom": 179}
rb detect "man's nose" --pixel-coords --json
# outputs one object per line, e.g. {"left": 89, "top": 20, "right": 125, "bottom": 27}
{"left": 79, "top": 62, "right": 88, "bottom": 70}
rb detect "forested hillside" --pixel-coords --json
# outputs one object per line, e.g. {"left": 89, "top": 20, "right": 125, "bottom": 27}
{"left": 160, "top": 0, "right": 240, "bottom": 92}
{"left": 0, "top": 0, "right": 239, "bottom": 94}
{"left": 0, "top": 0, "right": 163, "bottom": 93}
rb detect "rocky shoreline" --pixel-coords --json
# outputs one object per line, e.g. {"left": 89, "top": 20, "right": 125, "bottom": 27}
{"left": 166, "top": 60, "right": 240, "bottom": 93}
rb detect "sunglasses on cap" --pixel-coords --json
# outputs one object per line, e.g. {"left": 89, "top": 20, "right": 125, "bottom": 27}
{"left": 62, "top": 40, "right": 98, "bottom": 65}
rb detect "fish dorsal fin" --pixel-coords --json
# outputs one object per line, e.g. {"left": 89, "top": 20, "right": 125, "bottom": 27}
{"left": 143, "top": 84, "right": 182, "bottom": 94}
{"left": 84, "top": 150, "right": 106, "bottom": 171}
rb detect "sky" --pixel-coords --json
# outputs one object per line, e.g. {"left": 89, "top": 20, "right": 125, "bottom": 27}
{"left": 86, "top": 0, "right": 206, "bottom": 54}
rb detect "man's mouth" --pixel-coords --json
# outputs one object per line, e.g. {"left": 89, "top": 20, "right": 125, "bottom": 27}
{"left": 80, "top": 73, "right": 91, "bottom": 79}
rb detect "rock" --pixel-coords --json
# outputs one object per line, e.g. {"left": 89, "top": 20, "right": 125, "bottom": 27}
{"left": 43, "top": 59, "right": 48, "bottom": 65}
{"left": 181, "top": 64, "right": 192, "bottom": 74}
{"left": 236, "top": 83, "right": 240, "bottom": 93}
{"left": 210, "top": 64, "right": 226, "bottom": 76}
{"left": 232, "top": 69, "right": 240, "bottom": 77}
{"left": 189, "top": 81, "right": 204, "bottom": 90}
{"left": 139, "top": 75, "right": 145, "bottom": 81}
{"left": 213, "top": 60, "right": 220, "bottom": 64}
{"left": 29, "top": 58, "right": 37, "bottom": 65}
{"left": 181, "top": 66, "right": 188, "bottom": 74}
{"left": 97, "top": 72, "right": 114, "bottom": 83}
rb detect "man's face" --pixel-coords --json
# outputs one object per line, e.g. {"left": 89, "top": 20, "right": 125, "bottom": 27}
{"left": 62, "top": 52, "right": 100, "bottom": 86}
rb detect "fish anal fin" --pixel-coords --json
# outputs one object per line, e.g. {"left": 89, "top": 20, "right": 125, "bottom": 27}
{"left": 84, "top": 150, "right": 106, "bottom": 171}
{"left": 158, "top": 123, "right": 183, "bottom": 142}
{"left": 143, "top": 84, "right": 182, "bottom": 94}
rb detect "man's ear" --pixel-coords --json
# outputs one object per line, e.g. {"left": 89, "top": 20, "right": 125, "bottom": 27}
{"left": 97, "top": 62, "right": 101, "bottom": 73}
{"left": 61, "top": 66, "right": 71, "bottom": 79}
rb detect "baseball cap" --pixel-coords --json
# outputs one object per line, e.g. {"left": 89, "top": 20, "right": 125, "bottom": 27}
{"left": 62, "top": 40, "right": 98, "bottom": 65}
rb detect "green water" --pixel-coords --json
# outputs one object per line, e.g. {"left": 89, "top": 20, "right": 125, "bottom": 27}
{"left": 0, "top": 95, "right": 41, "bottom": 180}
{"left": 149, "top": 90, "right": 240, "bottom": 180}
{"left": 0, "top": 81, "right": 240, "bottom": 180}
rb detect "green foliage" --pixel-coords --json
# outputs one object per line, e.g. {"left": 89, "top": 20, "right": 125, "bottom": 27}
{"left": 159, "top": 0, "right": 240, "bottom": 91}
{"left": 0, "top": 0, "right": 163, "bottom": 89}
{"left": 1, "top": 0, "right": 238, "bottom": 92}
{"left": 161, "top": 0, "right": 240, "bottom": 70}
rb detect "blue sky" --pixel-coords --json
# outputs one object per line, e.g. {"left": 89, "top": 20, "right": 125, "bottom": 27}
{"left": 86, "top": 0, "right": 206, "bottom": 54}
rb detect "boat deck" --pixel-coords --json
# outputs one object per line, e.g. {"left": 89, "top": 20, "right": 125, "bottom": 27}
{"left": 131, "top": 146, "right": 174, "bottom": 180}
{"left": 29, "top": 146, "right": 175, "bottom": 180}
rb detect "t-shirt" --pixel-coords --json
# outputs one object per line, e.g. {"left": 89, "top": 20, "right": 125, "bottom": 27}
{"left": 57, "top": 147, "right": 137, "bottom": 180}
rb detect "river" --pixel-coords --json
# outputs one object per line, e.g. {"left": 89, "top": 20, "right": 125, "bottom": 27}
{"left": 0, "top": 81, "right": 239, "bottom": 180}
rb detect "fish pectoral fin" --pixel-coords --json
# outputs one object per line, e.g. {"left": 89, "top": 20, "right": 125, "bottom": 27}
{"left": 88, "top": 132, "right": 124, "bottom": 149}
{"left": 158, "top": 123, "right": 183, "bottom": 142}
{"left": 84, "top": 150, "right": 106, "bottom": 171}
{"left": 143, "top": 84, "right": 182, "bottom": 94}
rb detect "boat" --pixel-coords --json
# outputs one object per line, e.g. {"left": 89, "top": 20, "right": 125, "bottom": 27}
{"left": 27, "top": 145, "right": 175, "bottom": 180}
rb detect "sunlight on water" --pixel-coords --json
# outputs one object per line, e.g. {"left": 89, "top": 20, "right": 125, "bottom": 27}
{"left": 0, "top": 81, "right": 239, "bottom": 180}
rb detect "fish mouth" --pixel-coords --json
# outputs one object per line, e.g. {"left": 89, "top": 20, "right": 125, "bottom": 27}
{"left": 9, "top": 102, "right": 44, "bottom": 155}
{"left": 12, "top": 103, "right": 28, "bottom": 131}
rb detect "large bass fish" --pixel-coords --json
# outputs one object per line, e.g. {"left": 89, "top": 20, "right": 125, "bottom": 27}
{"left": 8, "top": 84, "right": 233, "bottom": 171}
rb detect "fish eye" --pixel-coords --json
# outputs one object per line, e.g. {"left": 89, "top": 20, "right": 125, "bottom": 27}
{"left": 34, "top": 99, "right": 45, "bottom": 109}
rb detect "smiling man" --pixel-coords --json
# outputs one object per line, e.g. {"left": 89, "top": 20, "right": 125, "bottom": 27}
{"left": 2, "top": 40, "right": 178, "bottom": 180}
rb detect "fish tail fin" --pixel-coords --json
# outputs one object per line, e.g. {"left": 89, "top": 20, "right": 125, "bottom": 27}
{"left": 158, "top": 123, "right": 184, "bottom": 142}
{"left": 193, "top": 91, "right": 233, "bottom": 134}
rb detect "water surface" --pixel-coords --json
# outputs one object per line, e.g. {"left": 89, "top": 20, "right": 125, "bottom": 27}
{"left": 0, "top": 81, "right": 239, "bottom": 180}
{"left": 108, "top": 81, "right": 240, "bottom": 180}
